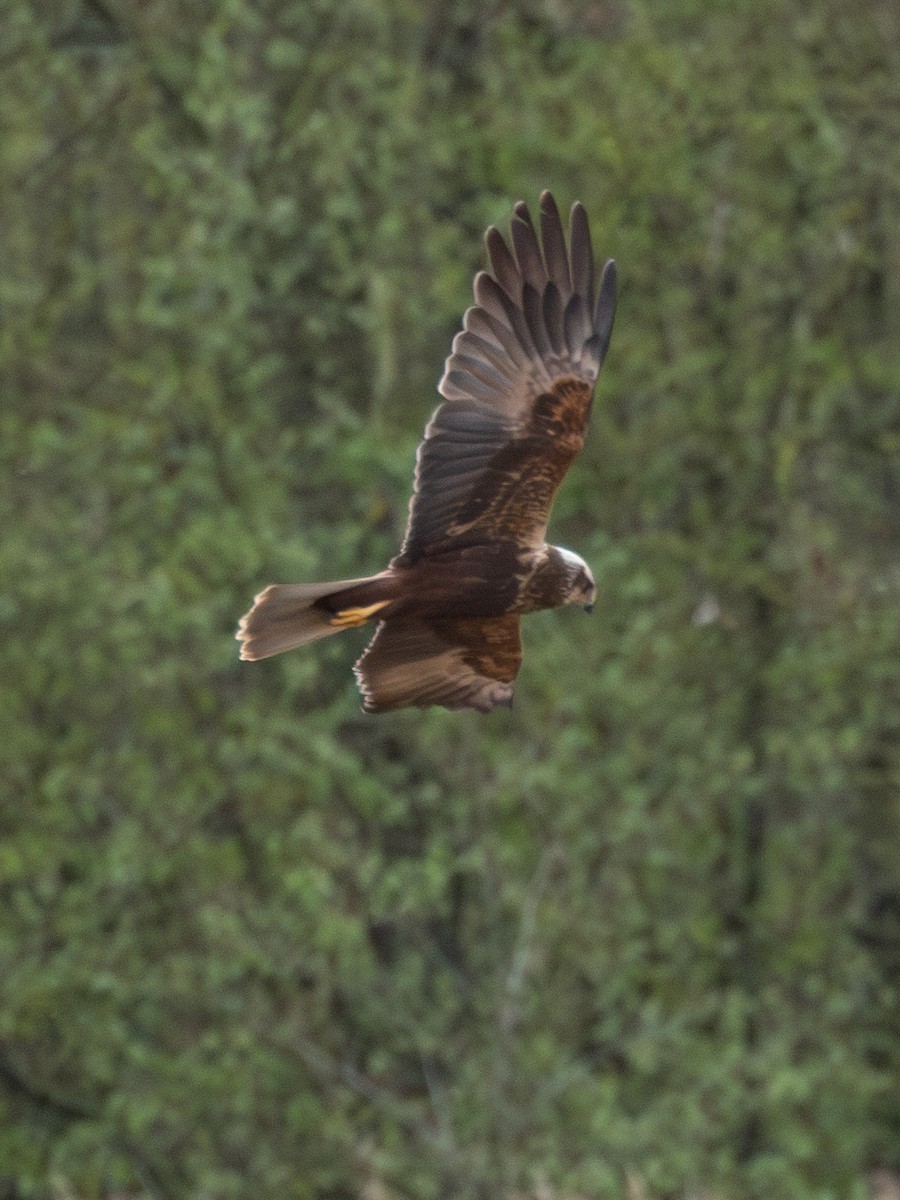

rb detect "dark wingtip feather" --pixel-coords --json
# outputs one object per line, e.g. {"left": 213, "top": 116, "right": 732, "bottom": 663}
{"left": 513, "top": 199, "right": 533, "bottom": 225}
{"left": 539, "top": 191, "right": 571, "bottom": 295}
{"left": 510, "top": 206, "right": 547, "bottom": 292}
{"left": 485, "top": 225, "right": 520, "bottom": 299}
{"left": 568, "top": 201, "right": 595, "bottom": 310}
{"left": 539, "top": 191, "right": 561, "bottom": 224}
{"left": 593, "top": 258, "right": 617, "bottom": 364}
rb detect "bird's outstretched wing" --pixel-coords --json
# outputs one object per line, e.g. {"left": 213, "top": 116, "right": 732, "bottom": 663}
{"left": 395, "top": 191, "right": 616, "bottom": 567}
{"left": 354, "top": 615, "right": 522, "bottom": 713}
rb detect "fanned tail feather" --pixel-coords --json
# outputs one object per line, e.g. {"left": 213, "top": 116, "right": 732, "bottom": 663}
{"left": 237, "top": 578, "right": 374, "bottom": 661}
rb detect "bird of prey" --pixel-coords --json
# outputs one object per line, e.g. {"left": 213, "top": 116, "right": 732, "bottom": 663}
{"left": 237, "top": 191, "right": 617, "bottom": 712}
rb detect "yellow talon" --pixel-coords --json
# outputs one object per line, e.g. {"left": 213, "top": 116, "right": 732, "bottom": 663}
{"left": 329, "top": 601, "right": 390, "bottom": 629}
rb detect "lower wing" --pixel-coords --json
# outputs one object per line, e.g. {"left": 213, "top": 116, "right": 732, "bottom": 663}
{"left": 354, "top": 615, "right": 522, "bottom": 713}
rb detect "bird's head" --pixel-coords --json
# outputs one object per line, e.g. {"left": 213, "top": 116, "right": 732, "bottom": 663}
{"left": 555, "top": 547, "right": 597, "bottom": 612}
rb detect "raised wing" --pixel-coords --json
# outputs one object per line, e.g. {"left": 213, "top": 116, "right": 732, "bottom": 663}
{"left": 354, "top": 615, "right": 522, "bottom": 713}
{"left": 395, "top": 191, "right": 616, "bottom": 566}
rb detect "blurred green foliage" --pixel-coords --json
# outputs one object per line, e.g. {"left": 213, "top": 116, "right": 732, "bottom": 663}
{"left": 2, "top": 0, "right": 900, "bottom": 1196}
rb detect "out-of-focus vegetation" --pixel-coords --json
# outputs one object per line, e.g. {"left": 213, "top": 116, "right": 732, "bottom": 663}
{"left": 2, "top": 0, "right": 900, "bottom": 1196}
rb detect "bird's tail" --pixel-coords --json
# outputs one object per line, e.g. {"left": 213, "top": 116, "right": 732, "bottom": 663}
{"left": 236, "top": 576, "right": 389, "bottom": 661}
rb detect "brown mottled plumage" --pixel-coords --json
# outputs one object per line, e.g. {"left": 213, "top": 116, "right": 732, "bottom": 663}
{"left": 237, "top": 191, "right": 617, "bottom": 712}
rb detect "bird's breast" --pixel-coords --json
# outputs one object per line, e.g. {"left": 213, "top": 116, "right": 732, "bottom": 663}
{"left": 516, "top": 546, "right": 572, "bottom": 613}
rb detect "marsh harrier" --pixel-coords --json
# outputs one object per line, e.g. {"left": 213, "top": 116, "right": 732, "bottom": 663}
{"left": 237, "top": 192, "right": 617, "bottom": 712}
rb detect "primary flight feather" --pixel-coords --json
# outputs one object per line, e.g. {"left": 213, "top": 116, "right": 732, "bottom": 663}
{"left": 237, "top": 191, "right": 617, "bottom": 712}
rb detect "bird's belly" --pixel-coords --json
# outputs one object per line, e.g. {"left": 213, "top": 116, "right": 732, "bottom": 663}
{"left": 386, "top": 545, "right": 524, "bottom": 620}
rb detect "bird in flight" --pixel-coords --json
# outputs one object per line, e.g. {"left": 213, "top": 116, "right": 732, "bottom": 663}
{"left": 237, "top": 191, "right": 617, "bottom": 712}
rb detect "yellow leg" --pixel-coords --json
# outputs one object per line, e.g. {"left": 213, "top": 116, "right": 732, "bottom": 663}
{"left": 329, "top": 600, "right": 390, "bottom": 629}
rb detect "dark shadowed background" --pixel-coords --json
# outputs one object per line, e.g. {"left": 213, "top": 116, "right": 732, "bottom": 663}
{"left": 2, "top": 0, "right": 900, "bottom": 1196}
